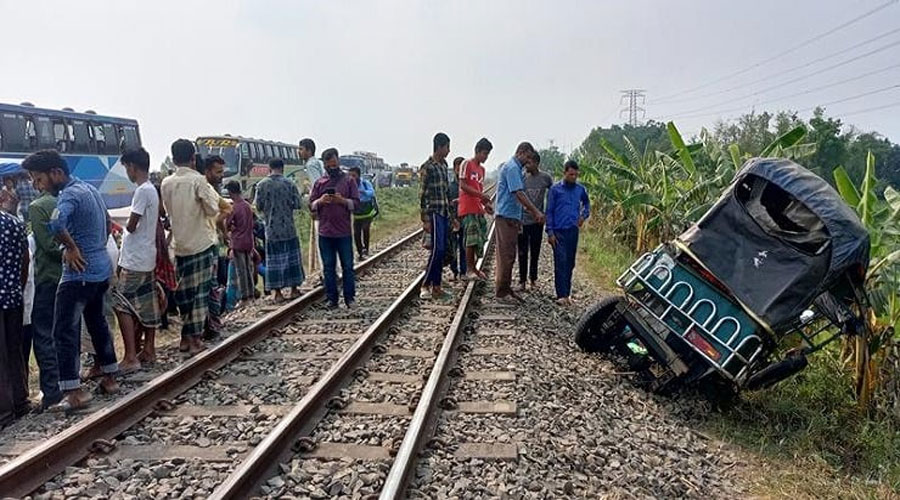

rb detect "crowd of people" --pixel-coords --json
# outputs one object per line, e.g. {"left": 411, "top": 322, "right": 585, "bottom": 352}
{"left": 418, "top": 134, "right": 590, "bottom": 306}
{"left": 0, "top": 137, "right": 368, "bottom": 420}
{"left": 0, "top": 132, "right": 589, "bottom": 425}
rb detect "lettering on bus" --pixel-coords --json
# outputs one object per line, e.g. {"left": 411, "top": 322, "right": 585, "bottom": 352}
{"left": 197, "top": 137, "right": 239, "bottom": 148}
{"left": 250, "top": 165, "right": 271, "bottom": 177}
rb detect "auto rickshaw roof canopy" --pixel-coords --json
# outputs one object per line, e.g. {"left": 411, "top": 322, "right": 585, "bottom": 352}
{"left": 679, "top": 158, "right": 870, "bottom": 331}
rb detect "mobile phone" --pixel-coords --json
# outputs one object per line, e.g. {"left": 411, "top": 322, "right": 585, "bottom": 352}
{"left": 325, "top": 188, "right": 336, "bottom": 195}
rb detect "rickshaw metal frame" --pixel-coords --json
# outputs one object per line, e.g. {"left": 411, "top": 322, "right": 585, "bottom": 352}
{"left": 616, "top": 248, "right": 767, "bottom": 385}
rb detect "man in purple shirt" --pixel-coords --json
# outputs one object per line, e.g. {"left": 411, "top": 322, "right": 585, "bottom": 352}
{"left": 309, "top": 148, "right": 360, "bottom": 309}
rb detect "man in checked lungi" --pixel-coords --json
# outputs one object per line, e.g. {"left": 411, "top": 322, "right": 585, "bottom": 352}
{"left": 255, "top": 158, "right": 305, "bottom": 302}
{"left": 112, "top": 148, "right": 161, "bottom": 374}
{"left": 161, "top": 140, "right": 221, "bottom": 356}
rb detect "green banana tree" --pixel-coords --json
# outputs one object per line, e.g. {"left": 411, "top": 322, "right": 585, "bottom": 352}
{"left": 833, "top": 152, "right": 900, "bottom": 414}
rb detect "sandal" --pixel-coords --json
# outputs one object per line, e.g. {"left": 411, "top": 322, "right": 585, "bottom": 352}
{"left": 99, "top": 378, "right": 121, "bottom": 395}
{"left": 49, "top": 392, "right": 94, "bottom": 414}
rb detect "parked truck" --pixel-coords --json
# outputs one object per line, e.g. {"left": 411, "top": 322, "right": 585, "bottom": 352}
{"left": 394, "top": 163, "right": 415, "bottom": 187}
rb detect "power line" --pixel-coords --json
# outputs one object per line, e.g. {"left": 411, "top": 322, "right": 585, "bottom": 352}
{"left": 661, "top": 83, "right": 900, "bottom": 124}
{"left": 841, "top": 99, "right": 900, "bottom": 117}
{"left": 654, "top": 39, "right": 900, "bottom": 120}
{"left": 654, "top": 0, "right": 899, "bottom": 101}
{"left": 655, "top": 63, "right": 900, "bottom": 120}
{"left": 654, "top": 25, "right": 900, "bottom": 105}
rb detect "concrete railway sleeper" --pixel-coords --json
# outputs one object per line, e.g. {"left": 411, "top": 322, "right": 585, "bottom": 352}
{"left": 0, "top": 227, "right": 428, "bottom": 498}
{"left": 204, "top": 221, "right": 501, "bottom": 499}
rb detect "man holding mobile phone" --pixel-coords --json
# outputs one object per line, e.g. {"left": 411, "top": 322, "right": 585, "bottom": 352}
{"left": 309, "top": 148, "right": 360, "bottom": 309}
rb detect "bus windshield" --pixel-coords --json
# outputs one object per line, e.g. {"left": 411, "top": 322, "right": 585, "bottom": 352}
{"left": 197, "top": 138, "right": 240, "bottom": 177}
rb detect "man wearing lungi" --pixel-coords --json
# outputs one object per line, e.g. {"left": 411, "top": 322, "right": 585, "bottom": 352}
{"left": 112, "top": 148, "right": 160, "bottom": 374}
{"left": 161, "top": 140, "right": 220, "bottom": 356}
{"left": 255, "top": 158, "right": 305, "bottom": 302}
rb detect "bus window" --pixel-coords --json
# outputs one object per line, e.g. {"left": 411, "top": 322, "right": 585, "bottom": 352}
{"left": 275, "top": 145, "right": 284, "bottom": 159}
{"left": 25, "top": 117, "right": 37, "bottom": 150}
{"left": 53, "top": 120, "right": 70, "bottom": 152}
{"left": 0, "top": 113, "right": 27, "bottom": 151}
{"left": 240, "top": 142, "right": 249, "bottom": 158}
{"left": 35, "top": 116, "right": 55, "bottom": 149}
{"left": 71, "top": 120, "right": 92, "bottom": 153}
{"left": 264, "top": 143, "right": 273, "bottom": 159}
{"left": 250, "top": 143, "right": 262, "bottom": 162}
{"left": 101, "top": 123, "right": 119, "bottom": 154}
{"left": 122, "top": 125, "right": 139, "bottom": 150}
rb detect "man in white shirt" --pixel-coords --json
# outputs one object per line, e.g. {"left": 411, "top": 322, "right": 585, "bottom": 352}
{"left": 300, "top": 138, "right": 324, "bottom": 275}
{"left": 112, "top": 148, "right": 160, "bottom": 372}
{"left": 161, "top": 139, "right": 219, "bottom": 356}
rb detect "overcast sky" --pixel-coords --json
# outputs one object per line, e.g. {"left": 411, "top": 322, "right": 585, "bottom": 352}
{"left": 2, "top": 0, "right": 898, "bottom": 169}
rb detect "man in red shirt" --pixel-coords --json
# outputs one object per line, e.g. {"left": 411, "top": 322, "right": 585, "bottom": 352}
{"left": 458, "top": 138, "right": 494, "bottom": 281}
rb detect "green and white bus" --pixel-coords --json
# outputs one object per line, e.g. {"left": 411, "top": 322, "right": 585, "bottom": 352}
{"left": 195, "top": 135, "right": 322, "bottom": 195}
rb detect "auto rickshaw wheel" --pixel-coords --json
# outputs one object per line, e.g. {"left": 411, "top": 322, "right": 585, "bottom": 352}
{"left": 574, "top": 295, "right": 627, "bottom": 353}
{"left": 699, "top": 374, "right": 739, "bottom": 410}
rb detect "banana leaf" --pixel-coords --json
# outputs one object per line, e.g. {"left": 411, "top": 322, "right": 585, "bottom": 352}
{"left": 760, "top": 125, "right": 807, "bottom": 157}
{"left": 833, "top": 166, "right": 862, "bottom": 208}
{"left": 667, "top": 121, "right": 696, "bottom": 177}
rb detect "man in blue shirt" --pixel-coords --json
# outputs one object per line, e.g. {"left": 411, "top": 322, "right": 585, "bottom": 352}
{"left": 494, "top": 142, "right": 545, "bottom": 302}
{"left": 23, "top": 150, "right": 119, "bottom": 412}
{"left": 546, "top": 160, "right": 591, "bottom": 306}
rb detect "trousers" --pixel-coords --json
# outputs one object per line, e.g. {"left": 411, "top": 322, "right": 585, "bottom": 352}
{"left": 494, "top": 216, "right": 520, "bottom": 296}
{"left": 552, "top": 227, "right": 580, "bottom": 299}
{"left": 517, "top": 223, "right": 544, "bottom": 284}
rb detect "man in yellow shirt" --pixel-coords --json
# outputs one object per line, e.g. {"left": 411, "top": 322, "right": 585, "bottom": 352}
{"left": 160, "top": 140, "right": 220, "bottom": 355}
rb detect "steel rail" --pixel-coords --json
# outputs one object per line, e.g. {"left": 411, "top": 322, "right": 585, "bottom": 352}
{"left": 378, "top": 221, "right": 497, "bottom": 499}
{"left": 0, "top": 228, "right": 424, "bottom": 498}
{"left": 211, "top": 269, "right": 426, "bottom": 499}
{"left": 214, "top": 187, "right": 498, "bottom": 499}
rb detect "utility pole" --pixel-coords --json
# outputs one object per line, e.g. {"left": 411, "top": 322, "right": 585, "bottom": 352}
{"left": 619, "top": 89, "right": 646, "bottom": 126}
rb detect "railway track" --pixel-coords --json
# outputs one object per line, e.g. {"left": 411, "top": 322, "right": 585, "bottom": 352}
{"left": 0, "top": 227, "right": 428, "bottom": 498}
{"left": 1, "top": 194, "right": 520, "bottom": 500}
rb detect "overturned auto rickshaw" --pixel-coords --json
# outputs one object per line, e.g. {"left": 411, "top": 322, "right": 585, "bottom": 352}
{"left": 575, "top": 158, "right": 871, "bottom": 399}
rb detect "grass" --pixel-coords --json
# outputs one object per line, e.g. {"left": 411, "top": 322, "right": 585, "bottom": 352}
{"left": 576, "top": 224, "right": 900, "bottom": 498}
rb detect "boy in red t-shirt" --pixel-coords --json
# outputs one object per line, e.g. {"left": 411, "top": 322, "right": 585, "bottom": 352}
{"left": 458, "top": 138, "right": 494, "bottom": 280}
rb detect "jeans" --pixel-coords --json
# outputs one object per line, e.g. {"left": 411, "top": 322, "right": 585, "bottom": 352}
{"left": 449, "top": 228, "right": 467, "bottom": 277}
{"left": 353, "top": 219, "right": 372, "bottom": 257}
{"left": 494, "top": 216, "right": 520, "bottom": 297}
{"left": 517, "top": 223, "right": 544, "bottom": 285}
{"left": 319, "top": 235, "right": 355, "bottom": 305}
{"left": 552, "top": 227, "right": 580, "bottom": 299}
{"left": 31, "top": 281, "right": 61, "bottom": 405}
{"left": 54, "top": 280, "right": 119, "bottom": 391}
{"left": 424, "top": 213, "right": 448, "bottom": 287}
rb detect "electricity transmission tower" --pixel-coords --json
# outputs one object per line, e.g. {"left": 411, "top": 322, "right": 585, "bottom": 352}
{"left": 620, "top": 89, "right": 646, "bottom": 126}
